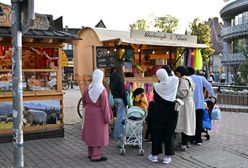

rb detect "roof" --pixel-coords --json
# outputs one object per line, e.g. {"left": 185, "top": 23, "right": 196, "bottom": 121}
{"left": 0, "top": 27, "right": 80, "bottom": 41}
{"left": 93, "top": 28, "right": 208, "bottom": 48}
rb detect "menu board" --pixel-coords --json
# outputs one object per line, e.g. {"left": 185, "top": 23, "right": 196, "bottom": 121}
{"left": 96, "top": 46, "right": 117, "bottom": 68}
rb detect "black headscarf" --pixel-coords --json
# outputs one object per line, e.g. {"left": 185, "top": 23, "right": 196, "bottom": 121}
{"left": 175, "top": 66, "right": 189, "bottom": 76}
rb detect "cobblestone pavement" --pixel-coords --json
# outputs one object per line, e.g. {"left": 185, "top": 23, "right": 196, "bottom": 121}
{"left": 1, "top": 89, "right": 248, "bottom": 168}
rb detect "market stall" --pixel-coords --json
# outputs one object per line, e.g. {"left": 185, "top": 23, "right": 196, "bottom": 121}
{"left": 74, "top": 27, "right": 207, "bottom": 102}
{"left": 0, "top": 2, "right": 79, "bottom": 142}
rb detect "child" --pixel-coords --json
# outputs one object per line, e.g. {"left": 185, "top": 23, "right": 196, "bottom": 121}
{"left": 132, "top": 88, "right": 148, "bottom": 112}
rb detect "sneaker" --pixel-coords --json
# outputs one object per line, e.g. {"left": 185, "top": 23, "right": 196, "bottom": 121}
{"left": 163, "top": 156, "right": 172, "bottom": 164}
{"left": 196, "top": 143, "right": 202, "bottom": 146}
{"left": 186, "top": 142, "right": 191, "bottom": 148}
{"left": 148, "top": 154, "right": 158, "bottom": 163}
{"left": 175, "top": 145, "right": 187, "bottom": 151}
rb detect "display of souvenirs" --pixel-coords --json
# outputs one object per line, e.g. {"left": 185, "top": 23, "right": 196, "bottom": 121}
{"left": 0, "top": 45, "right": 59, "bottom": 69}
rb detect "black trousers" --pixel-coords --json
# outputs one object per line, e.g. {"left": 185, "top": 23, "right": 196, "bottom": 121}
{"left": 151, "top": 112, "right": 178, "bottom": 156}
{"left": 181, "top": 133, "right": 190, "bottom": 145}
{"left": 194, "top": 109, "right": 204, "bottom": 143}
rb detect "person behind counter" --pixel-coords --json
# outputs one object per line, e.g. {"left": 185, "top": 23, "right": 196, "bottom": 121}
{"left": 109, "top": 63, "right": 128, "bottom": 148}
{"left": 81, "top": 69, "right": 113, "bottom": 162}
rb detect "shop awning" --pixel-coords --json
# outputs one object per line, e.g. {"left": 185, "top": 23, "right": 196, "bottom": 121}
{"left": 101, "top": 38, "right": 208, "bottom": 48}
{"left": 94, "top": 28, "right": 208, "bottom": 48}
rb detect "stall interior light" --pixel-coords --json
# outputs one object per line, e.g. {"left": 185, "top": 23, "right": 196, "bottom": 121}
{"left": 107, "top": 50, "right": 110, "bottom": 54}
{"left": 152, "top": 51, "right": 155, "bottom": 54}
{"left": 166, "top": 51, "right": 169, "bottom": 55}
{"left": 114, "top": 48, "right": 117, "bottom": 52}
{"left": 122, "top": 49, "right": 125, "bottom": 52}
{"left": 138, "top": 49, "right": 141, "bottom": 52}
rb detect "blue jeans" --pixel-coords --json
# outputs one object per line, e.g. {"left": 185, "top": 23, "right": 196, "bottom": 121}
{"left": 113, "top": 98, "right": 126, "bottom": 140}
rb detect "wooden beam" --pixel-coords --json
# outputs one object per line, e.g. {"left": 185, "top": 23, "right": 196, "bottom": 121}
{"left": 23, "top": 37, "right": 34, "bottom": 43}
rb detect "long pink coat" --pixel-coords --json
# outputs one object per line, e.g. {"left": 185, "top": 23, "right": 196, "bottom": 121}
{"left": 82, "top": 87, "right": 113, "bottom": 147}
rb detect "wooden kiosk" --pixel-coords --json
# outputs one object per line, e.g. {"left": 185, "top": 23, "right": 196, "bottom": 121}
{"left": 0, "top": 3, "right": 79, "bottom": 142}
{"left": 74, "top": 27, "right": 207, "bottom": 101}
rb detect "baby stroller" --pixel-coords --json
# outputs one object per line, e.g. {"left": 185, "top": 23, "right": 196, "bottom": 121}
{"left": 202, "top": 96, "right": 217, "bottom": 140}
{"left": 120, "top": 106, "right": 146, "bottom": 156}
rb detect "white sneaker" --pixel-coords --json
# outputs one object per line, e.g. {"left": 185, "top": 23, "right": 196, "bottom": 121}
{"left": 148, "top": 154, "right": 158, "bottom": 163}
{"left": 163, "top": 156, "right": 172, "bottom": 164}
{"left": 196, "top": 143, "right": 202, "bottom": 146}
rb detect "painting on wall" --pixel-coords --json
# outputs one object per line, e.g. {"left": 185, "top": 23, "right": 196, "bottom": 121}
{"left": 0, "top": 99, "right": 60, "bottom": 129}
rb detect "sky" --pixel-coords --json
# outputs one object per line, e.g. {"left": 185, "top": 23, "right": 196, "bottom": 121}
{"left": 1, "top": 0, "right": 228, "bottom": 34}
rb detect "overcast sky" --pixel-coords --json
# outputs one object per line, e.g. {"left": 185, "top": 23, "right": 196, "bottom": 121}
{"left": 1, "top": 0, "right": 228, "bottom": 33}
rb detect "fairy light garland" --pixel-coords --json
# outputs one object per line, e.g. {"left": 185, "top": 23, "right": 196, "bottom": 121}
{"left": 30, "top": 47, "right": 58, "bottom": 60}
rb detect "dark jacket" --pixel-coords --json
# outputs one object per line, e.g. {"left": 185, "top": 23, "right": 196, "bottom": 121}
{"left": 109, "top": 72, "right": 128, "bottom": 106}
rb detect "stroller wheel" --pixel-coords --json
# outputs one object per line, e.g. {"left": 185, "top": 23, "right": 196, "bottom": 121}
{"left": 139, "top": 149, "right": 144, "bottom": 156}
{"left": 120, "top": 148, "right": 126, "bottom": 155}
{"left": 206, "top": 134, "right": 210, "bottom": 140}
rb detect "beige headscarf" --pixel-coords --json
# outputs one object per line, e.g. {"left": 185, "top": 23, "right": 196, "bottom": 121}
{"left": 154, "top": 69, "right": 179, "bottom": 102}
{"left": 88, "top": 69, "right": 105, "bottom": 103}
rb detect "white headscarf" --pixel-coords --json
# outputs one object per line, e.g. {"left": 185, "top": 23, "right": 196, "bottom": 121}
{"left": 154, "top": 69, "right": 179, "bottom": 102}
{"left": 88, "top": 69, "right": 105, "bottom": 103}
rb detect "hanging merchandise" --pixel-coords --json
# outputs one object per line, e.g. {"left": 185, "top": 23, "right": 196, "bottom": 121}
{"left": 195, "top": 48, "right": 203, "bottom": 70}
{"left": 191, "top": 49, "right": 196, "bottom": 68}
{"left": 175, "top": 48, "right": 181, "bottom": 67}
{"left": 124, "top": 48, "right": 133, "bottom": 62}
{"left": 187, "top": 48, "right": 192, "bottom": 67}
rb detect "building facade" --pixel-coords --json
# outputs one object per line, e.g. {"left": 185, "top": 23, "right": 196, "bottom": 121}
{"left": 205, "top": 17, "right": 223, "bottom": 73}
{"left": 220, "top": 0, "right": 248, "bottom": 74}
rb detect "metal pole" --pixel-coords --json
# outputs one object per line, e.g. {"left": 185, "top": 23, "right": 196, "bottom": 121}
{"left": 11, "top": 0, "right": 24, "bottom": 167}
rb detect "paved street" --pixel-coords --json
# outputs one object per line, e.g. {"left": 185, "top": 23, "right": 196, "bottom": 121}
{"left": 1, "top": 88, "right": 248, "bottom": 168}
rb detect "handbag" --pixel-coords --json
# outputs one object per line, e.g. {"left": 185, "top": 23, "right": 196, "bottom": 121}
{"left": 211, "top": 105, "right": 221, "bottom": 120}
{"left": 175, "top": 98, "right": 184, "bottom": 111}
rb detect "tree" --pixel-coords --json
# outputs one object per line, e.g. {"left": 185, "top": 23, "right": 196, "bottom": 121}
{"left": 129, "top": 19, "right": 149, "bottom": 31}
{"left": 238, "top": 43, "right": 248, "bottom": 84}
{"left": 154, "top": 15, "right": 179, "bottom": 33}
{"left": 188, "top": 18, "right": 215, "bottom": 71}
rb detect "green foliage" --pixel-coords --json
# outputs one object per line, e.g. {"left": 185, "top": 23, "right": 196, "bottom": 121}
{"left": 129, "top": 19, "right": 149, "bottom": 31}
{"left": 189, "top": 18, "right": 215, "bottom": 62}
{"left": 238, "top": 44, "right": 248, "bottom": 84}
{"left": 154, "top": 15, "right": 179, "bottom": 33}
{"left": 129, "top": 14, "right": 179, "bottom": 33}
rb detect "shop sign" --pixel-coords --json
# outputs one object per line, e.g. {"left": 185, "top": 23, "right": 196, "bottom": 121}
{"left": 0, "top": 3, "right": 49, "bottom": 30}
{"left": 61, "top": 50, "right": 68, "bottom": 67}
{"left": 96, "top": 46, "right": 117, "bottom": 68}
{"left": 131, "top": 30, "right": 197, "bottom": 44}
{"left": 0, "top": 3, "right": 12, "bottom": 27}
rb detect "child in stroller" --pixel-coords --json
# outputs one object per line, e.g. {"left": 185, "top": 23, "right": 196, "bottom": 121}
{"left": 202, "top": 96, "right": 217, "bottom": 140}
{"left": 119, "top": 88, "right": 147, "bottom": 155}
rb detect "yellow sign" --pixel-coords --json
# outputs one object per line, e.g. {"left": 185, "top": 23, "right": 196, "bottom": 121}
{"left": 61, "top": 50, "right": 68, "bottom": 67}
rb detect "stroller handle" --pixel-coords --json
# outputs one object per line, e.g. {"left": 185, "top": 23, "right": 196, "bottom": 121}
{"left": 207, "top": 96, "right": 217, "bottom": 104}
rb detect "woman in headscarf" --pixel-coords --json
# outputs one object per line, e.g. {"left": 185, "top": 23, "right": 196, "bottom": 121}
{"left": 82, "top": 69, "right": 113, "bottom": 162}
{"left": 174, "top": 66, "right": 196, "bottom": 151}
{"left": 148, "top": 68, "right": 179, "bottom": 164}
